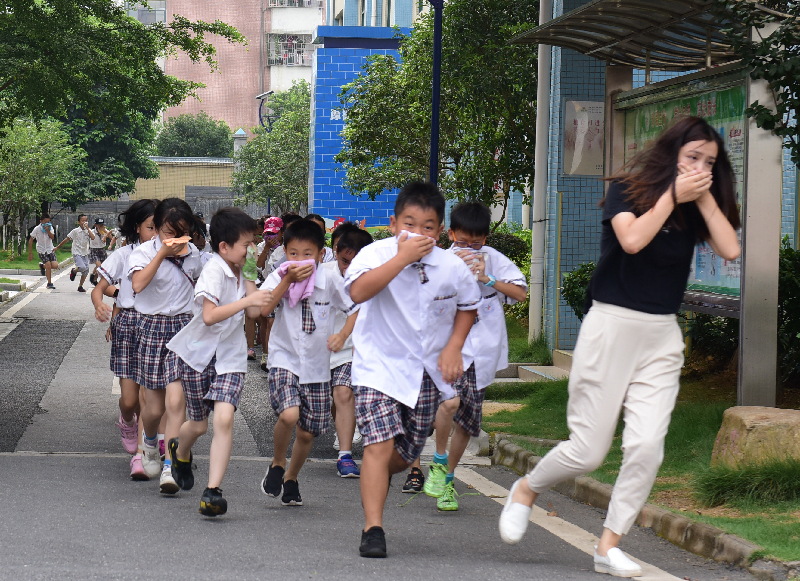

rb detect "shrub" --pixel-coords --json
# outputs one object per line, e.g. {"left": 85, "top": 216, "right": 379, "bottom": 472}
{"left": 370, "top": 227, "right": 394, "bottom": 241}
{"left": 694, "top": 458, "right": 800, "bottom": 507}
{"left": 779, "top": 237, "right": 800, "bottom": 384}
{"left": 561, "top": 262, "right": 596, "bottom": 321}
{"left": 688, "top": 313, "right": 739, "bottom": 360}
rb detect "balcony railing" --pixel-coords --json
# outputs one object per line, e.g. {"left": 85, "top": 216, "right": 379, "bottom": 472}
{"left": 267, "top": 34, "right": 314, "bottom": 67}
{"left": 267, "top": 0, "right": 323, "bottom": 7}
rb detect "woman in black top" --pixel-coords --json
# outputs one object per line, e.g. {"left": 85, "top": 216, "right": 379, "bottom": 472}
{"left": 499, "top": 116, "right": 741, "bottom": 577}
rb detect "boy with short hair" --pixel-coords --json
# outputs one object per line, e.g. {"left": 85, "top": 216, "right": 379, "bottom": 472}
{"left": 166, "top": 207, "right": 272, "bottom": 516}
{"left": 422, "top": 201, "right": 528, "bottom": 511}
{"left": 259, "top": 219, "right": 357, "bottom": 506}
{"left": 344, "top": 181, "right": 481, "bottom": 558}
{"left": 55, "top": 214, "right": 95, "bottom": 292}
{"left": 28, "top": 213, "right": 58, "bottom": 289}
{"left": 323, "top": 223, "right": 373, "bottom": 476}
{"left": 89, "top": 218, "right": 113, "bottom": 286}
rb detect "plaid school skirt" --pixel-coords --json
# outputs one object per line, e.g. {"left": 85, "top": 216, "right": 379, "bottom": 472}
{"left": 134, "top": 312, "right": 192, "bottom": 390}
{"left": 110, "top": 308, "right": 139, "bottom": 380}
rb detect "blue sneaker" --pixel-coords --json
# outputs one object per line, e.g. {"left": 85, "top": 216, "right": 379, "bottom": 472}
{"left": 337, "top": 454, "right": 360, "bottom": 478}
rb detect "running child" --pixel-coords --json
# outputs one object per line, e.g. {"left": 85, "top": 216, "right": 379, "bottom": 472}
{"left": 55, "top": 214, "right": 95, "bottom": 292}
{"left": 27, "top": 213, "right": 58, "bottom": 289}
{"left": 259, "top": 219, "right": 357, "bottom": 506}
{"left": 128, "top": 198, "right": 203, "bottom": 492}
{"left": 344, "top": 181, "right": 480, "bottom": 558}
{"left": 421, "top": 201, "right": 527, "bottom": 511}
{"left": 323, "top": 222, "right": 373, "bottom": 477}
{"left": 92, "top": 199, "right": 157, "bottom": 479}
{"left": 89, "top": 218, "right": 113, "bottom": 286}
{"left": 166, "top": 208, "right": 272, "bottom": 516}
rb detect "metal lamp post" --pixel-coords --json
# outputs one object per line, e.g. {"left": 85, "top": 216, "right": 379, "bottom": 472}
{"left": 428, "top": 0, "right": 444, "bottom": 186}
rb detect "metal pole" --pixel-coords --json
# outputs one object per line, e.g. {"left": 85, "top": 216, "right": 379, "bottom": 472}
{"left": 428, "top": 0, "right": 444, "bottom": 185}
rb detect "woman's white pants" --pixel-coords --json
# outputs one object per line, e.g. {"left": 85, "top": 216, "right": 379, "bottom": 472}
{"left": 526, "top": 301, "right": 684, "bottom": 535}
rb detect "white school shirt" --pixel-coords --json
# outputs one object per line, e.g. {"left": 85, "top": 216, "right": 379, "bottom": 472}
{"left": 30, "top": 225, "right": 54, "bottom": 254}
{"left": 67, "top": 227, "right": 92, "bottom": 256}
{"left": 199, "top": 249, "right": 213, "bottom": 267}
{"left": 466, "top": 246, "right": 528, "bottom": 390}
{"left": 344, "top": 236, "right": 482, "bottom": 408}
{"left": 322, "top": 247, "right": 335, "bottom": 263}
{"left": 261, "top": 264, "right": 356, "bottom": 383}
{"left": 89, "top": 228, "right": 108, "bottom": 249}
{"left": 166, "top": 253, "right": 248, "bottom": 375}
{"left": 266, "top": 246, "right": 286, "bottom": 274}
{"left": 322, "top": 261, "right": 357, "bottom": 369}
{"left": 127, "top": 237, "right": 202, "bottom": 316}
{"left": 98, "top": 242, "right": 139, "bottom": 310}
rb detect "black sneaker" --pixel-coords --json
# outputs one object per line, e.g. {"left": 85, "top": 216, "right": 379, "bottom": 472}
{"left": 168, "top": 437, "right": 194, "bottom": 490}
{"left": 89, "top": 273, "right": 98, "bottom": 286}
{"left": 402, "top": 467, "right": 425, "bottom": 493}
{"left": 69, "top": 268, "right": 76, "bottom": 281}
{"left": 77, "top": 286, "right": 86, "bottom": 293}
{"left": 281, "top": 479, "right": 303, "bottom": 506}
{"left": 39, "top": 262, "right": 45, "bottom": 276}
{"left": 261, "top": 464, "right": 284, "bottom": 497}
{"left": 359, "top": 526, "right": 387, "bottom": 558}
{"left": 199, "top": 487, "right": 227, "bottom": 517}
{"left": 46, "top": 283, "right": 55, "bottom": 290}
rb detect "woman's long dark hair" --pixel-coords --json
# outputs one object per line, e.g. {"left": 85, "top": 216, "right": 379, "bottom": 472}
{"left": 118, "top": 199, "right": 156, "bottom": 244}
{"left": 605, "top": 116, "right": 741, "bottom": 240}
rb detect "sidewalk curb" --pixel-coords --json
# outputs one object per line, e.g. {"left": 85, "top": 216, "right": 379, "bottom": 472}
{"left": 492, "top": 439, "right": 792, "bottom": 580}
{"left": 0, "top": 256, "right": 74, "bottom": 276}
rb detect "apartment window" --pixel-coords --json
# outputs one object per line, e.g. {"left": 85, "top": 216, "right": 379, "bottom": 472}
{"left": 267, "top": 0, "right": 323, "bottom": 6}
{"left": 267, "top": 34, "right": 314, "bottom": 66}
{"left": 360, "top": 0, "right": 366, "bottom": 25}
{"left": 125, "top": 1, "right": 166, "bottom": 25}
{"left": 385, "top": 0, "right": 392, "bottom": 25}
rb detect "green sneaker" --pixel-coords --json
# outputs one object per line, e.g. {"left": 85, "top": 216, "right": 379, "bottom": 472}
{"left": 423, "top": 462, "right": 447, "bottom": 498}
{"left": 437, "top": 481, "right": 459, "bottom": 511}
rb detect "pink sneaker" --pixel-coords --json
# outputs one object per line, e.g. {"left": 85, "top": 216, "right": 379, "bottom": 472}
{"left": 117, "top": 413, "right": 138, "bottom": 454}
{"left": 130, "top": 454, "right": 149, "bottom": 481}
{"left": 158, "top": 437, "right": 166, "bottom": 460}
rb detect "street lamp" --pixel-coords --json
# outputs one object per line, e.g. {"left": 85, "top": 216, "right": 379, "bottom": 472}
{"left": 256, "top": 91, "right": 276, "bottom": 131}
{"left": 428, "top": 0, "right": 444, "bottom": 186}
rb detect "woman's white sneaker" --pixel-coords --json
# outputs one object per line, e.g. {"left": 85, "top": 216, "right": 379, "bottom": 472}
{"left": 498, "top": 478, "right": 532, "bottom": 544}
{"left": 593, "top": 547, "right": 643, "bottom": 578}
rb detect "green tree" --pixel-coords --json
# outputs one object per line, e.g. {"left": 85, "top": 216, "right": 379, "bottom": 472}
{"left": 0, "top": 0, "right": 246, "bottom": 129}
{"left": 335, "top": 0, "right": 538, "bottom": 216}
{"left": 713, "top": 1, "right": 800, "bottom": 164}
{"left": 0, "top": 119, "right": 84, "bottom": 258}
{"left": 155, "top": 112, "right": 234, "bottom": 158}
{"left": 231, "top": 81, "right": 311, "bottom": 214}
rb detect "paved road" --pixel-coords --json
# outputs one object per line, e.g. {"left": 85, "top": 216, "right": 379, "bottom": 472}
{"left": 0, "top": 271, "right": 755, "bottom": 581}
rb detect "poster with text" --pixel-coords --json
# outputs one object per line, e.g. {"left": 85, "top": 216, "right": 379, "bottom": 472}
{"left": 623, "top": 85, "right": 746, "bottom": 296}
{"left": 564, "top": 101, "right": 604, "bottom": 176}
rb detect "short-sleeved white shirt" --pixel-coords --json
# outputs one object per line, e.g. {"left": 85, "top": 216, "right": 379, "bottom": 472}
{"left": 127, "top": 237, "right": 202, "bottom": 316}
{"left": 166, "top": 253, "right": 248, "bottom": 374}
{"left": 30, "top": 225, "right": 54, "bottom": 254}
{"left": 322, "top": 261, "right": 358, "bottom": 369}
{"left": 89, "top": 229, "right": 108, "bottom": 249}
{"left": 199, "top": 249, "right": 213, "bottom": 267}
{"left": 98, "top": 243, "right": 139, "bottom": 309}
{"left": 67, "top": 227, "right": 92, "bottom": 256}
{"left": 267, "top": 246, "right": 286, "bottom": 274}
{"left": 261, "top": 264, "right": 356, "bottom": 383}
{"left": 466, "top": 246, "right": 528, "bottom": 389}
{"left": 344, "top": 236, "right": 482, "bottom": 408}
{"left": 322, "top": 247, "right": 335, "bottom": 263}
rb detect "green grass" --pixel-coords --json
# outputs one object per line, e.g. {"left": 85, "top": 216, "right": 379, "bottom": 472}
{"left": 694, "top": 458, "right": 800, "bottom": 506}
{"left": 0, "top": 248, "right": 72, "bottom": 270}
{"left": 482, "top": 379, "right": 800, "bottom": 561}
{"left": 0, "top": 277, "right": 20, "bottom": 284}
{"left": 506, "top": 315, "right": 553, "bottom": 364}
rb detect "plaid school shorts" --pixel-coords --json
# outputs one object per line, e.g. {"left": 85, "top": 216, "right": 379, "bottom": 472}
{"left": 134, "top": 313, "right": 192, "bottom": 390}
{"left": 268, "top": 367, "right": 331, "bottom": 436}
{"left": 449, "top": 364, "right": 484, "bottom": 437}
{"left": 89, "top": 248, "right": 108, "bottom": 263}
{"left": 110, "top": 308, "right": 139, "bottom": 380}
{"left": 38, "top": 251, "right": 56, "bottom": 264}
{"left": 174, "top": 356, "right": 244, "bottom": 421}
{"left": 330, "top": 362, "right": 352, "bottom": 389}
{"left": 353, "top": 371, "right": 440, "bottom": 464}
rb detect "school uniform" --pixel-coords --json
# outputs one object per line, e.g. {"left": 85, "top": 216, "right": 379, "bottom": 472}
{"left": 67, "top": 227, "right": 92, "bottom": 274}
{"left": 266, "top": 246, "right": 286, "bottom": 274}
{"left": 199, "top": 249, "right": 213, "bottom": 267}
{"left": 30, "top": 225, "right": 55, "bottom": 263}
{"left": 98, "top": 243, "right": 140, "bottom": 380}
{"left": 322, "top": 247, "right": 335, "bottom": 264}
{"left": 166, "top": 254, "right": 248, "bottom": 421}
{"left": 322, "top": 262, "right": 356, "bottom": 389}
{"left": 261, "top": 263, "right": 356, "bottom": 436}
{"left": 448, "top": 246, "right": 528, "bottom": 437}
{"left": 343, "top": 236, "right": 481, "bottom": 463}
{"left": 89, "top": 228, "right": 109, "bottom": 263}
{"left": 127, "top": 237, "right": 202, "bottom": 390}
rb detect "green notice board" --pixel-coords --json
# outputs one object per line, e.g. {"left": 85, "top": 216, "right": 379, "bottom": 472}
{"left": 623, "top": 84, "right": 747, "bottom": 297}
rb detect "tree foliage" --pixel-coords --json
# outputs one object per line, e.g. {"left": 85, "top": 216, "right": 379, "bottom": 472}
{"left": 713, "top": 1, "right": 800, "bottom": 165}
{"left": 155, "top": 111, "right": 234, "bottom": 158}
{"left": 335, "top": 0, "right": 538, "bottom": 214}
{"left": 231, "top": 81, "right": 311, "bottom": 214}
{"left": 0, "top": 0, "right": 246, "bottom": 129}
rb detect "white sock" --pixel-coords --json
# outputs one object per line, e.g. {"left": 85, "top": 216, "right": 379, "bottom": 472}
{"left": 157, "top": 433, "right": 165, "bottom": 442}
{"left": 338, "top": 450, "right": 351, "bottom": 460}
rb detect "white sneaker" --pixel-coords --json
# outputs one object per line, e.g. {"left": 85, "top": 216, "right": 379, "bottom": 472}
{"left": 353, "top": 427, "right": 363, "bottom": 446}
{"left": 594, "top": 547, "right": 643, "bottom": 578}
{"left": 141, "top": 439, "right": 161, "bottom": 479}
{"left": 498, "top": 478, "right": 532, "bottom": 544}
{"left": 159, "top": 463, "right": 180, "bottom": 495}
{"left": 332, "top": 434, "right": 340, "bottom": 451}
